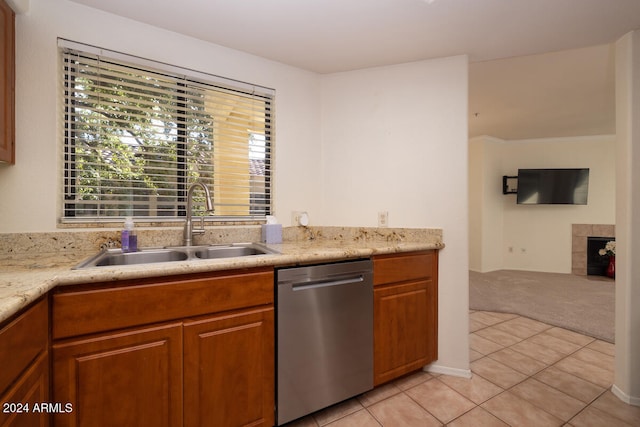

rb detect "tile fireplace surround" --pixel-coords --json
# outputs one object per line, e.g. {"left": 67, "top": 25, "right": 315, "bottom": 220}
{"left": 572, "top": 224, "right": 615, "bottom": 275}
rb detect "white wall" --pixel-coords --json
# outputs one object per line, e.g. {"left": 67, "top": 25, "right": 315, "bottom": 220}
{"left": 469, "top": 136, "right": 505, "bottom": 272}
{"left": 501, "top": 136, "right": 616, "bottom": 273}
{"left": 613, "top": 29, "right": 640, "bottom": 407}
{"left": 319, "top": 57, "right": 470, "bottom": 375}
{"left": 469, "top": 135, "right": 616, "bottom": 274}
{"left": 0, "top": 0, "right": 323, "bottom": 232}
{"left": 6, "top": 0, "right": 29, "bottom": 14}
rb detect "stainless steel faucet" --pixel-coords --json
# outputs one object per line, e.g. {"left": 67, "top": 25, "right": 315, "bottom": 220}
{"left": 182, "top": 181, "right": 214, "bottom": 246}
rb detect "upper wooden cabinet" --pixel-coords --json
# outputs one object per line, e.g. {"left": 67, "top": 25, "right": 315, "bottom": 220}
{"left": 0, "top": 0, "right": 15, "bottom": 164}
{"left": 373, "top": 250, "right": 439, "bottom": 386}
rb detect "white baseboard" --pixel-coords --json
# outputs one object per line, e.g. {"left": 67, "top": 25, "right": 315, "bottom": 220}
{"left": 425, "top": 364, "right": 472, "bottom": 379}
{"left": 611, "top": 385, "right": 640, "bottom": 407}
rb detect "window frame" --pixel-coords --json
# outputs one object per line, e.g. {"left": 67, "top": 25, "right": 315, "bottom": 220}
{"left": 59, "top": 39, "right": 275, "bottom": 225}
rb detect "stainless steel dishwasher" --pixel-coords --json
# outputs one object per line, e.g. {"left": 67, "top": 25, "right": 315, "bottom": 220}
{"left": 276, "top": 259, "right": 374, "bottom": 425}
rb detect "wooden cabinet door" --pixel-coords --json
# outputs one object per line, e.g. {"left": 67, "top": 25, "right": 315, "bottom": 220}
{"left": 0, "top": 0, "right": 14, "bottom": 164}
{"left": 373, "top": 251, "right": 438, "bottom": 386}
{"left": 52, "top": 323, "right": 183, "bottom": 427}
{"left": 374, "top": 279, "right": 437, "bottom": 386}
{"left": 0, "top": 299, "right": 48, "bottom": 398}
{"left": 0, "top": 298, "right": 49, "bottom": 427}
{"left": 184, "top": 307, "right": 274, "bottom": 427}
{"left": 0, "top": 352, "right": 49, "bottom": 427}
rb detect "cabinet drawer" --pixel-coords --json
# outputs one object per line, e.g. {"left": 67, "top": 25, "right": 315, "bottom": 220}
{"left": 0, "top": 298, "right": 48, "bottom": 395}
{"left": 53, "top": 268, "right": 274, "bottom": 340}
{"left": 373, "top": 251, "right": 436, "bottom": 286}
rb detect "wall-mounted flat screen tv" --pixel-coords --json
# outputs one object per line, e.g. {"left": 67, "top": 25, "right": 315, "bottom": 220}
{"left": 517, "top": 168, "right": 589, "bottom": 205}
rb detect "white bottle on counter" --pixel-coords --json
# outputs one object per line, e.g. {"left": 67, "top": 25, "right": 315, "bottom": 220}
{"left": 121, "top": 217, "right": 137, "bottom": 253}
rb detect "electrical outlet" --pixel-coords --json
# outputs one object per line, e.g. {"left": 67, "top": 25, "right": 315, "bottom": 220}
{"left": 291, "top": 211, "right": 302, "bottom": 226}
{"left": 378, "top": 211, "right": 388, "bottom": 228}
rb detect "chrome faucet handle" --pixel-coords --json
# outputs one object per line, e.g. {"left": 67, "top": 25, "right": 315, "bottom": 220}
{"left": 192, "top": 216, "right": 206, "bottom": 235}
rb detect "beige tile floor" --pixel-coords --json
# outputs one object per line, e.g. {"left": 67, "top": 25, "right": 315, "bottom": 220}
{"left": 285, "top": 311, "right": 640, "bottom": 427}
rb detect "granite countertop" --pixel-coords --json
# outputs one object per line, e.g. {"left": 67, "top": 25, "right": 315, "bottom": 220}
{"left": 0, "top": 226, "right": 444, "bottom": 324}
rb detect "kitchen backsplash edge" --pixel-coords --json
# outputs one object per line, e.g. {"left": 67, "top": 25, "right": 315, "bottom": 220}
{"left": 0, "top": 226, "right": 443, "bottom": 255}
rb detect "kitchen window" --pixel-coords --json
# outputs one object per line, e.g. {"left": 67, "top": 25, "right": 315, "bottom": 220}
{"left": 60, "top": 40, "right": 274, "bottom": 223}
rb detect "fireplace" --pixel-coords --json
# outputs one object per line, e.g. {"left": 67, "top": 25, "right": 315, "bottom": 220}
{"left": 572, "top": 224, "right": 615, "bottom": 275}
{"left": 587, "top": 237, "right": 615, "bottom": 276}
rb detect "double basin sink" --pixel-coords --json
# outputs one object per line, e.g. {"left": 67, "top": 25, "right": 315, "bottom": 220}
{"left": 74, "top": 243, "right": 279, "bottom": 269}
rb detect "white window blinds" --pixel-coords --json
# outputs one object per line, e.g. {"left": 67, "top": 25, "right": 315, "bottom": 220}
{"left": 60, "top": 40, "right": 274, "bottom": 222}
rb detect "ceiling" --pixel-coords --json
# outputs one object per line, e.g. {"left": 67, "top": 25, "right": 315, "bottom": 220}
{"left": 469, "top": 44, "right": 617, "bottom": 140}
{"left": 69, "top": 0, "right": 640, "bottom": 139}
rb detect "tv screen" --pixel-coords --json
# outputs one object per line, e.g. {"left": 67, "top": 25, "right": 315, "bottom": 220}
{"left": 517, "top": 168, "right": 589, "bottom": 205}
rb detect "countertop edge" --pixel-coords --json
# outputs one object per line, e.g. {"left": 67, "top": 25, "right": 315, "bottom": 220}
{"left": 0, "top": 241, "right": 443, "bottom": 324}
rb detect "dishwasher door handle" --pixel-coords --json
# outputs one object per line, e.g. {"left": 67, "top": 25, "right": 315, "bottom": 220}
{"left": 292, "top": 276, "right": 364, "bottom": 291}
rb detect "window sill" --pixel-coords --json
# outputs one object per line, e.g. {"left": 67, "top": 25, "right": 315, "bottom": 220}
{"left": 57, "top": 218, "right": 265, "bottom": 229}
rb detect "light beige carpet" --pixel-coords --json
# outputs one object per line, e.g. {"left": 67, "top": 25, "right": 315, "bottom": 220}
{"left": 469, "top": 269, "right": 615, "bottom": 343}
